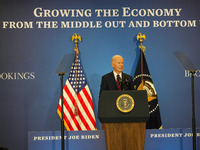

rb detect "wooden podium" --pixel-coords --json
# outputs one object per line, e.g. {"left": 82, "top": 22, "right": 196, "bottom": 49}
{"left": 98, "top": 90, "right": 149, "bottom": 150}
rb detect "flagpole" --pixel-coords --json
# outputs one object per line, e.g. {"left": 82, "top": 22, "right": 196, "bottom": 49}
{"left": 141, "top": 46, "right": 144, "bottom": 86}
{"left": 137, "top": 33, "right": 146, "bottom": 87}
{"left": 72, "top": 33, "right": 81, "bottom": 116}
{"left": 74, "top": 52, "right": 79, "bottom": 116}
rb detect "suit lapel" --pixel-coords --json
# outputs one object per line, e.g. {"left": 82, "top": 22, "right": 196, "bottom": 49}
{"left": 122, "top": 72, "right": 125, "bottom": 85}
{"left": 122, "top": 73, "right": 130, "bottom": 90}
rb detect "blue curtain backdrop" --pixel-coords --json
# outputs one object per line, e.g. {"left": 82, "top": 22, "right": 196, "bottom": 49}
{"left": 0, "top": 0, "right": 200, "bottom": 150}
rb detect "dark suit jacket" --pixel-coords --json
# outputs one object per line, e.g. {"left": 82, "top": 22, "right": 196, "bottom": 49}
{"left": 99, "top": 71, "right": 135, "bottom": 96}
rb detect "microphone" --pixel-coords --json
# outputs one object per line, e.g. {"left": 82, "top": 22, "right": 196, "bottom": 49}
{"left": 123, "top": 78, "right": 129, "bottom": 89}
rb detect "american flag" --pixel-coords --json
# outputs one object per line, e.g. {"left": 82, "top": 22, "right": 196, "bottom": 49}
{"left": 57, "top": 55, "right": 97, "bottom": 131}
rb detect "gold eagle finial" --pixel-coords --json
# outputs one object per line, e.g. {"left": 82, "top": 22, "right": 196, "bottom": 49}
{"left": 137, "top": 33, "right": 146, "bottom": 43}
{"left": 137, "top": 33, "right": 146, "bottom": 54}
{"left": 72, "top": 33, "right": 81, "bottom": 54}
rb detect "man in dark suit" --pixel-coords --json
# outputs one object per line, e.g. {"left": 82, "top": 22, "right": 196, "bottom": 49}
{"left": 99, "top": 55, "right": 135, "bottom": 96}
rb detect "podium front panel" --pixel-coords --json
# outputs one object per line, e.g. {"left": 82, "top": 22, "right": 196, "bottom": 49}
{"left": 98, "top": 90, "right": 149, "bottom": 123}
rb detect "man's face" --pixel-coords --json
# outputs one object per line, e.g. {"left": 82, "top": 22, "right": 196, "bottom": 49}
{"left": 112, "top": 56, "right": 124, "bottom": 74}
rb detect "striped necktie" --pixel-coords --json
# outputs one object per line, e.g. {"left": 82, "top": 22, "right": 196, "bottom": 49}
{"left": 116, "top": 74, "right": 121, "bottom": 91}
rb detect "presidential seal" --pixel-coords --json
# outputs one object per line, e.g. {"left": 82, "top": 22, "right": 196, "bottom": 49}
{"left": 116, "top": 94, "right": 135, "bottom": 113}
{"left": 137, "top": 79, "right": 157, "bottom": 102}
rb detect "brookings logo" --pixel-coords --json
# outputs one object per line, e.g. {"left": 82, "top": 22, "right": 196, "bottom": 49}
{"left": 116, "top": 94, "right": 135, "bottom": 113}
{"left": 0, "top": 72, "right": 35, "bottom": 80}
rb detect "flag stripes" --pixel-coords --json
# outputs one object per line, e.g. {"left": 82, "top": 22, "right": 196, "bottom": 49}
{"left": 57, "top": 55, "right": 97, "bottom": 131}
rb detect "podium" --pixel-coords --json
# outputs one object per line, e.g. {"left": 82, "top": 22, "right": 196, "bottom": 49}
{"left": 98, "top": 90, "right": 149, "bottom": 150}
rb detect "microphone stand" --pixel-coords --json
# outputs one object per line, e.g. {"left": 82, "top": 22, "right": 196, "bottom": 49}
{"left": 122, "top": 78, "right": 129, "bottom": 91}
{"left": 190, "top": 70, "right": 196, "bottom": 150}
{"left": 120, "top": 81, "right": 123, "bottom": 90}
